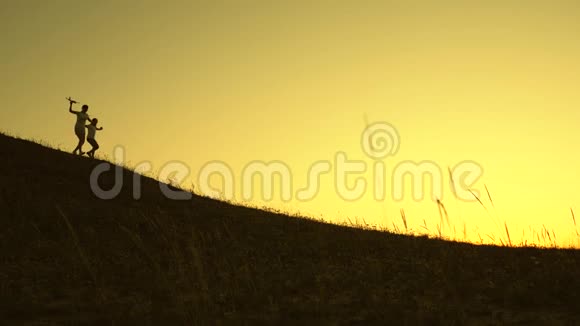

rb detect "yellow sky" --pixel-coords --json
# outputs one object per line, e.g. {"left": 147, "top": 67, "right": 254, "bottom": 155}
{"left": 2, "top": 1, "right": 580, "bottom": 246}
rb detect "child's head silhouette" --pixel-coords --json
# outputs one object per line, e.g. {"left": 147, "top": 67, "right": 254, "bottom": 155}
{"left": 91, "top": 118, "right": 98, "bottom": 125}
{"left": 82, "top": 105, "right": 89, "bottom": 113}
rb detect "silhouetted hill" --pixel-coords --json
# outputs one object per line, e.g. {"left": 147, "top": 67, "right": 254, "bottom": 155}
{"left": 1, "top": 133, "right": 580, "bottom": 324}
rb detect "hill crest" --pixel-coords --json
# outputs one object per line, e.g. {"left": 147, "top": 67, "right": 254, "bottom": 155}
{"left": 2, "top": 132, "right": 580, "bottom": 324}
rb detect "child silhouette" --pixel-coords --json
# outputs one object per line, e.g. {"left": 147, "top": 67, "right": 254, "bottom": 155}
{"left": 86, "top": 118, "right": 103, "bottom": 158}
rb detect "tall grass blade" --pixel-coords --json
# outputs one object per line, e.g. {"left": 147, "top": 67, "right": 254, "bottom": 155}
{"left": 485, "top": 185, "right": 495, "bottom": 208}
{"left": 469, "top": 190, "right": 487, "bottom": 212}
{"left": 400, "top": 209, "right": 408, "bottom": 233}
{"left": 504, "top": 221, "right": 512, "bottom": 247}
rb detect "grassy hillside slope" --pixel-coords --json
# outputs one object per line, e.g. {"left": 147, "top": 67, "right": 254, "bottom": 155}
{"left": 1, "top": 133, "right": 580, "bottom": 325}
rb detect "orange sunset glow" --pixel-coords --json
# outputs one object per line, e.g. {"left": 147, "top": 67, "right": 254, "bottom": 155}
{"left": 3, "top": 1, "right": 580, "bottom": 247}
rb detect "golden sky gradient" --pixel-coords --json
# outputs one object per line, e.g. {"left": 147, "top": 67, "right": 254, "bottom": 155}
{"left": 2, "top": 1, "right": 580, "bottom": 246}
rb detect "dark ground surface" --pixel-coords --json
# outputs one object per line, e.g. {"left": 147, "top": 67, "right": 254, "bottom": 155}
{"left": 1, "top": 133, "right": 580, "bottom": 325}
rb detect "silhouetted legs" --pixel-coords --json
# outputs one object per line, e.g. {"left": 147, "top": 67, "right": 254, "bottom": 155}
{"left": 73, "top": 131, "right": 85, "bottom": 155}
{"left": 87, "top": 138, "right": 99, "bottom": 158}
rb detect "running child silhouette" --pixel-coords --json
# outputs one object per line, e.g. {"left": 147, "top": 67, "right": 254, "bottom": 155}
{"left": 67, "top": 97, "right": 90, "bottom": 155}
{"left": 86, "top": 118, "right": 103, "bottom": 158}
